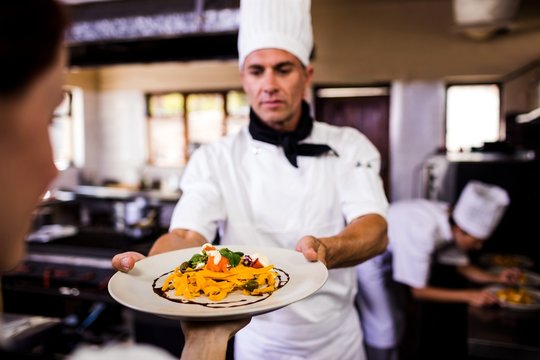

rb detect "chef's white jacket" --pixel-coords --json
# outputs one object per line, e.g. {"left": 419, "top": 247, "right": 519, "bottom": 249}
{"left": 355, "top": 199, "right": 470, "bottom": 351}
{"left": 170, "top": 122, "right": 388, "bottom": 360}
{"left": 389, "top": 199, "right": 468, "bottom": 289}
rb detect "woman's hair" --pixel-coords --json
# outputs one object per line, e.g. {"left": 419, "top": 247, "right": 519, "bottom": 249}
{"left": 0, "top": 0, "right": 69, "bottom": 97}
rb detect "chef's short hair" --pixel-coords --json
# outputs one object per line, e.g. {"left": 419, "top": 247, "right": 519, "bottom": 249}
{"left": 0, "top": 0, "right": 69, "bottom": 97}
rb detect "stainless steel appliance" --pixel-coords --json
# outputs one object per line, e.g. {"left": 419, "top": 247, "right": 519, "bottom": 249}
{"left": 422, "top": 151, "right": 540, "bottom": 261}
{"left": 0, "top": 187, "right": 178, "bottom": 357}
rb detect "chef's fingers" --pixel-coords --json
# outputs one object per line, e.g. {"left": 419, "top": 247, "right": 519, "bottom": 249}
{"left": 500, "top": 267, "right": 522, "bottom": 283}
{"left": 295, "top": 236, "right": 327, "bottom": 265}
{"left": 479, "top": 290, "right": 499, "bottom": 306}
{"left": 469, "top": 290, "right": 498, "bottom": 307}
{"left": 295, "top": 236, "right": 318, "bottom": 261}
{"left": 111, "top": 251, "right": 146, "bottom": 272}
{"left": 509, "top": 267, "right": 522, "bottom": 280}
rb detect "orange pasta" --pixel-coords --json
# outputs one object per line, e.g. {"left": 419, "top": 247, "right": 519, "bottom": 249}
{"left": 161, "top": 245, "right": 278, "bottom": 301}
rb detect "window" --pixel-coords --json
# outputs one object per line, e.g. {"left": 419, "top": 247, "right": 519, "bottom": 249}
{"left": 146, "top": 90, "right": 249, "bottom": 167}
{"left": 50, "top": 91, "right": 72, "bottom": 170}
{"left": 446, "top": 84, "right": 501, "bottom": 152}
{"left": 226, "top": 90, "right": 250, "bottom": 135}
{"left": 49, "top": 87, "right": 84, "bottom": 171}
{"left": 186, "top": 93, "right": 225, "bottom": 153}
{"left": 147, "top": 92, "right": 186, "bottom": 167}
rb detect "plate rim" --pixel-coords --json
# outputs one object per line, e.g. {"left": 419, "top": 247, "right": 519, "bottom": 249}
{"left": 108, "top": 245, "right": 329, "bottom": 320}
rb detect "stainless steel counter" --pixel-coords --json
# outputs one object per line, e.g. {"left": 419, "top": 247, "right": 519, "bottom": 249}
{"left": 468, "top": 305, "right": 540, "bottom": 360}
{"left": 72, "top": 186, "right": 180, "bottom": 203}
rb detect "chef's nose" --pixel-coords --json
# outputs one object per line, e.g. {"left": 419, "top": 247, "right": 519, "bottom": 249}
{"left": 262, "top": 71, "right": 278, "bottom": 94}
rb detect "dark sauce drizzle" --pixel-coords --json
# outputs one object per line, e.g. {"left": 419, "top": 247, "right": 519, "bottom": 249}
{"left": 152, "top": 268, "right": 290, "bottom": 308}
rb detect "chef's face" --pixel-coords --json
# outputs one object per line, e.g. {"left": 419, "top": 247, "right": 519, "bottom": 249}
{"left": 454, "top": 226, "right": 484, "bottom": 252}
{"left": 0, "top": 46, "right": 65, "bottom": 271}
{"left": 240, "top": 48, "right": 313, "bottom": 132}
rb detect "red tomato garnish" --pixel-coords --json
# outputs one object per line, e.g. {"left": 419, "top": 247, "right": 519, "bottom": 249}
{"left": 252, "top": 259, "right": 264, "bottom": 269}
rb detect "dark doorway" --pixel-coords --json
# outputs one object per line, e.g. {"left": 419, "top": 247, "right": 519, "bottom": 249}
{"left": 315, "top": 87, "right": 391, "bottom": 197}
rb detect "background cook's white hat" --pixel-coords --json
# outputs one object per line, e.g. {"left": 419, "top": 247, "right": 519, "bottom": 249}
{"left": 237, "top": 0, "right": 313, "bottom": 68}
{"left": 453, "top": 180, "right": 510, "bottom": 239}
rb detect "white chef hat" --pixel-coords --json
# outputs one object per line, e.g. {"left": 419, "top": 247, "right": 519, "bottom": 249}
{"left": 453, "top": 180, "right": 510, "bottom": 240}
{"left": 237, "top": 0, "right": 313, "bottom": 68}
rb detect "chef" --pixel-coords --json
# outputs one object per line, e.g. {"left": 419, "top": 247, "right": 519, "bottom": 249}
{"left": 113, "top": 0, "right": 389, "bottom": 358}
{"left": 355, "top": 180, "right": 519, "bottom": 360}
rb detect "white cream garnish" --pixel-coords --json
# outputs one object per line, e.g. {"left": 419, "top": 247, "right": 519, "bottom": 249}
{"left": 200, "top": 244, "right": 222, "bottom": 265}
{"left": 207, "top": 250, "right": 222, "bottom": 265}
{"left": 201, "top": 243, "right": 214, "bottom": 254}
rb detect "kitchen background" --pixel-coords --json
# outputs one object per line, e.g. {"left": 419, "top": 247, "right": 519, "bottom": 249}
{"left": 3, "top": 0, "right": 540, "bottom": 358}
{"left": 58, "top": 0, "right": 540, "bottom": 200}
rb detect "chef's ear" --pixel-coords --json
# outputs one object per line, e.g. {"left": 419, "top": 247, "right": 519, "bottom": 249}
{"left": 304, "top": 64, "right": 314, "bottom": 84}
{"left": 302, "top": 65, "right": 314, "bottom": 98}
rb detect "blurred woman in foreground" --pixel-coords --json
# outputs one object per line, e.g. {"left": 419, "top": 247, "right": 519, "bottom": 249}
{"left": 0, "top": 2, "right": 246, "bottom": 359}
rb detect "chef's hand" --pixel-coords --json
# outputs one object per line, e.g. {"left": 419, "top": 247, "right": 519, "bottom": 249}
{"left": 112, "top": 229, "right": 206, "bottom": 273}
{"left": 295, "top": 236, "right": 327, "bottom": 266}
{"left": 180, "top": 318, "right": 251, "bottom": 360}
{"left": 466, "top": 289, "right": 499, "bottom": 307}
{"left": 497, "top": 267, "right": 522, "bottom": 285}
{"left": 111, "top": 251, "right": 146, "bottom": 272}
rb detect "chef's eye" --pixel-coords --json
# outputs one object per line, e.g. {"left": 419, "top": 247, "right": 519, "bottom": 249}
{"left": 247, "top": 67, "right": 264, "bottom": 76}
{"left": 276, "top": 65, "right": 293, "bottom": 75}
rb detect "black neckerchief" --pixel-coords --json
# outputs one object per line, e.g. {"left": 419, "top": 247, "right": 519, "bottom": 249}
{"left": 248, "top": 101, "right": 338, "bottom": 168}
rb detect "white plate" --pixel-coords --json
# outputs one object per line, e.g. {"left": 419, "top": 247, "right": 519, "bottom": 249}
{"left": 487, "top": 285, "right": 540, "bottom": 311}
{"left": 108, "top": 245, "right": 328, "bottom": 321}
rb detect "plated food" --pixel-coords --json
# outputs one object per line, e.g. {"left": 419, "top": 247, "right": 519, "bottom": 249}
{"left": 108, "top": 245, "right": 328, "bottom": 320}
{"left": 496, "top": 287, "right": 534, "bottom": 305}
{"left": 487, "top": 285, "right": 540, "bottom": 311}
{"left": 155, "top": 243, "right": 285, "bottom": 303}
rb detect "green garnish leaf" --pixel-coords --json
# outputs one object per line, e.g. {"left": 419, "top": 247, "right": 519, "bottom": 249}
{"left": 219, "top": 248, "right": 244, "bottom": 267}
{"left": 179, "top": 261, "right": 190, "bottom": 273}
{"left": 188, "top": 253, "right": 207, "bottom": 268}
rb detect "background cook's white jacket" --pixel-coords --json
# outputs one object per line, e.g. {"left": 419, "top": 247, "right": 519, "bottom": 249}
{"left": 170, "top": 121, "right": 388, "bottom": 359}
{"left": 389, "top": 199, "right": 469, "bottom": 289}
{"left": 355, "top": 199, "right": 470, "bottom": 351}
